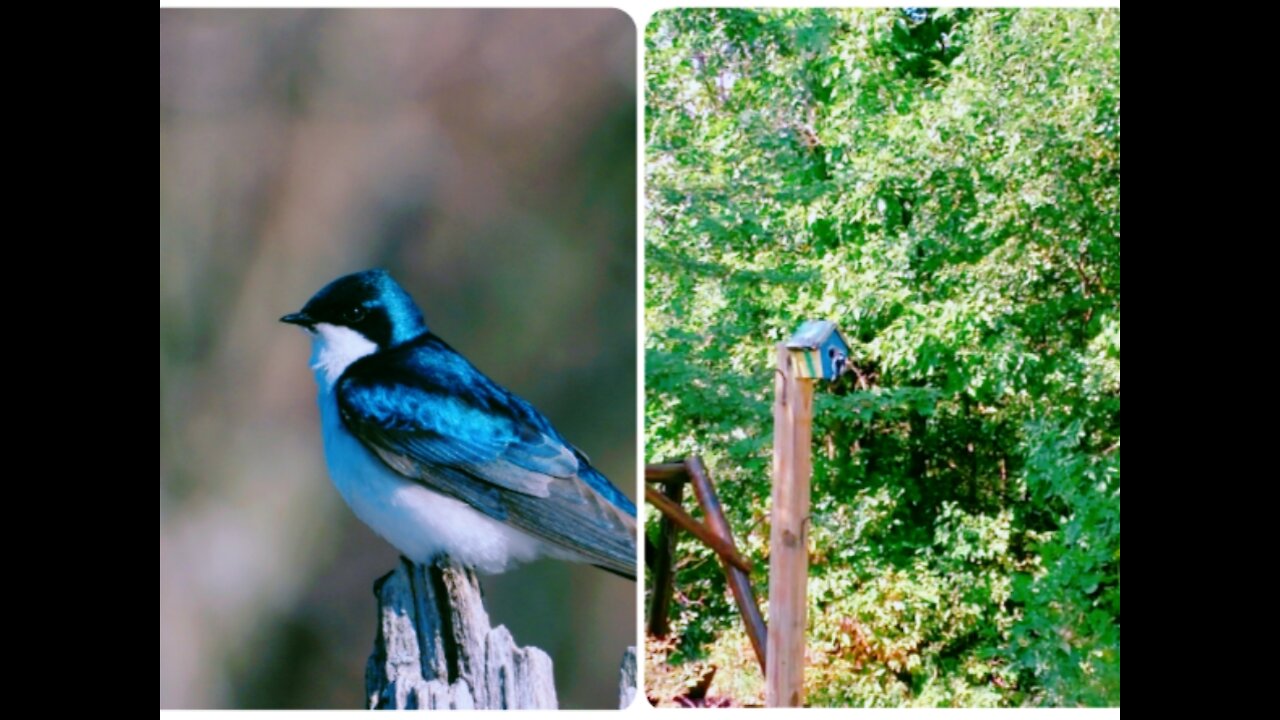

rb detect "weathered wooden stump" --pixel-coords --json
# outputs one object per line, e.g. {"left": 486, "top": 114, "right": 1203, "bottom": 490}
{"left": 365, "top": 557, "right": 558, "bottom": 709}
{"left": 618, "top": 646, "right": 637, "bottom": 708}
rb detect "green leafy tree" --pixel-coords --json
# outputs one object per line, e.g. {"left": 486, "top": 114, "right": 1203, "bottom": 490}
{"left": 646, "top": 8, "right": 1119, "bottom": 707}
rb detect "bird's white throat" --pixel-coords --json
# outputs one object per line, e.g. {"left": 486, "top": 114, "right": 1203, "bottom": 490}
{"left": 310, "top": 322, "right": 378, "bottom": 388}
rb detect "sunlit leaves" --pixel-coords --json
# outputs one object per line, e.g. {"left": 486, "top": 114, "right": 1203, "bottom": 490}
{"left": 646, "top": 7, "right": 1118, "bottom": 707}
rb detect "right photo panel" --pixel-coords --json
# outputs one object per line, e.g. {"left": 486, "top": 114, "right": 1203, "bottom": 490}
{"left": 643, "top": 8, "right": 1120, "bottom": 708}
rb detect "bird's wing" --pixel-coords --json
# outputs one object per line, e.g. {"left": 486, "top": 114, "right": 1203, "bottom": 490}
{"left": 335, "top": 335, "right": 636, "bottom": 578}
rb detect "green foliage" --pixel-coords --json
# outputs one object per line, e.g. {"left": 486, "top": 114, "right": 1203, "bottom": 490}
{"left": 646, "top": 8, "right": 1119, "bottom": 707}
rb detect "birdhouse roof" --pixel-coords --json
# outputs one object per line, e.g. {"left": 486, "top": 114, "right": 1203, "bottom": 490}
{"left": 786, "top": 320, "right": 844, "bottom": 349}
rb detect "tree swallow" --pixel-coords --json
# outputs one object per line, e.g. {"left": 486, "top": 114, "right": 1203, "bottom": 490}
{"left": 282, "top": 269, "right": 636, "bottom": 579}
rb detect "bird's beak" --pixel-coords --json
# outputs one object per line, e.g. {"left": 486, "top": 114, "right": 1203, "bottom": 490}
{"left": 280, "top": 311, "right": 315, "bottom": 328}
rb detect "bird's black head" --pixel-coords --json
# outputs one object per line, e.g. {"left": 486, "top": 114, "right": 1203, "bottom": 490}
{"left": 281, "top": 269, "right": 428, "bottom": 348}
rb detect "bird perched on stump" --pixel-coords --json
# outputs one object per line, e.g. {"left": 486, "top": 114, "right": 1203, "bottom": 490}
{"left": 282, "top": 269, "right": 636, "bottom": 579}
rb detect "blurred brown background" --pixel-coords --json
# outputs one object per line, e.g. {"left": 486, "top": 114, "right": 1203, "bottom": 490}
{"left": 159, "top": 9, "right": 636, "bottom": 709}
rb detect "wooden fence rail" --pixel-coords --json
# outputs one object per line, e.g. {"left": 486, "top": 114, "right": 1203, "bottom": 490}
{"left": 644, "top": 457, "right": 767, "bottom": 673}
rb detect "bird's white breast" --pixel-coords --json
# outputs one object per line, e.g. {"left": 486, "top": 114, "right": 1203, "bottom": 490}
{"left": 308, "top": 325, "right": 547, "bottom": 573}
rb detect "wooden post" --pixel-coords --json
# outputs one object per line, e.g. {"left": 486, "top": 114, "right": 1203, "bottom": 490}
{"left": 767, "top": 344, "right": 813, "bottom": 707}
{"left": 647, "top": 480, "right": 683, "bottom": 636}
{"left": 366, "top": 558, "right": 557, "bottom": 709}
{"left": 619, "top": 646, "right": 637, "bottom": 708}
{"left": 643, "top": 460, "right": 769, "bottom": 675}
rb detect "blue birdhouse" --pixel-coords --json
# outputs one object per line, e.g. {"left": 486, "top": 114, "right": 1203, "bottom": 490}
{"left": 786, "top": 320, "right": 850, "bottom": 380}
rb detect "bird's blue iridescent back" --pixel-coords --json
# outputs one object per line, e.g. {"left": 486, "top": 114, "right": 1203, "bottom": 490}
{"left": 336, "top": 332, "right": 636, "bottom": 576}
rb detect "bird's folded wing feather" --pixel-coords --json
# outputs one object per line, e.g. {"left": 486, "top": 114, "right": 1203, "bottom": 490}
{"left": 335, "top": 339, "right": 636, "bottom": 578}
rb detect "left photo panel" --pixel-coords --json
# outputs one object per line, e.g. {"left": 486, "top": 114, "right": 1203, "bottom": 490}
{"left": 160, "top": 9, "right": 637, "bottom": 710}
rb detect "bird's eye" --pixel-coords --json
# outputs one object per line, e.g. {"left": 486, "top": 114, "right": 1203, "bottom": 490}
{"left": 342, "top": 306, "right": 367, "bottom": 324}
